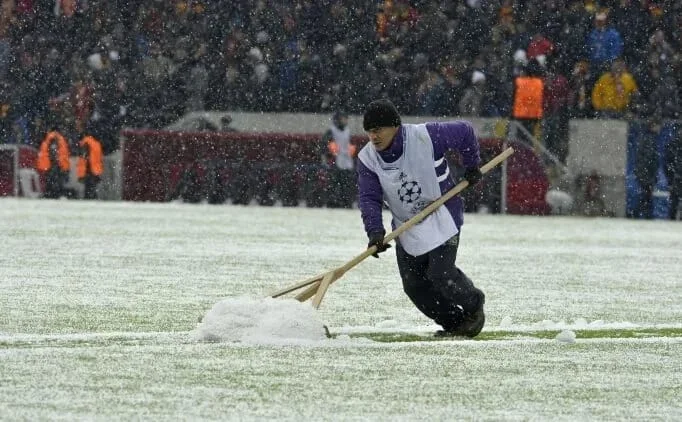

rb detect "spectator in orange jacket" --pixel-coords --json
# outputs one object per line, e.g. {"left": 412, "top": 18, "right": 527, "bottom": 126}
{"left": 36, "top": 127, "right": 71, "bottom": 199}
{"left": 76, "top": 133, "right": 103, "bottom": 199}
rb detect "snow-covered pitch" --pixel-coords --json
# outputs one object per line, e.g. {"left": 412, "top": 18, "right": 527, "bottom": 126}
{"left": 1, "top": 198, "right": 681, "bottom": 420}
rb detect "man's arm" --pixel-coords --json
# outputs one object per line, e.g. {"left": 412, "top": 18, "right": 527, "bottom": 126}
{"left": 425, "top": 121, "right": 481, "bottom": 169}
{"left": 356, "top": 159, "right": 385, "bottom": 235}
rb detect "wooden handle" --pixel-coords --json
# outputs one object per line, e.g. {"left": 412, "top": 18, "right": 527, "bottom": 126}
{"left": 383, "top": 146, "right": 514, "bottom": 244}
{"left": 268, "top": 147, "right": 515, "bottom": 303}
{"left": 294, "top": 280, "right": 322, "bottom": 302}
{"left": 318, "top": 147, "right": 516, "bottom": 297}
{"left": 311, "top": 271, "right": 336, "bottom": 309}
{"left": 270, "top": 273, "right": 324, "bottom": 298}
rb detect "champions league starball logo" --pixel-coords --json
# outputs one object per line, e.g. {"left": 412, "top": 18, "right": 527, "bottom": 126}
{"left": 397, "top": 172, "right": 427, "bottom": 215}
{"left": 398, "top": 180, "right": 422, "bottom": 204}
{"left": 398, "top": 181, "right": 421, "bottom": 204}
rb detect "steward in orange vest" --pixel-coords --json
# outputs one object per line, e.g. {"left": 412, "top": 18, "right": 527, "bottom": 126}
{"left": 318, "top": 111, "right": 357, "bottom": 208}
{"left": 512, "top": 59, "right": 545, "bottom": 140}
{"left": 37, "top": 130, "right": 71, "bottom": 172}
{"left": 36, "top": 129, "right": 71, "bottom": 199}
{"left": 512, "top": 76, "right": 544, "bottom": 120}
{"left": 77, "top": 134, "right": 103, "bottom": 199}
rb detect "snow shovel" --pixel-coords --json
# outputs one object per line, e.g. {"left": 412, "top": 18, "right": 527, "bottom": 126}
{"left": 269, "top": 146, "right": 515, "bottom": 309}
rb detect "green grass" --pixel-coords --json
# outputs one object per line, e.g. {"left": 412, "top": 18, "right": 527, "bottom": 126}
{"left": 342, "top": 327, "right": 682, "bottom": 342}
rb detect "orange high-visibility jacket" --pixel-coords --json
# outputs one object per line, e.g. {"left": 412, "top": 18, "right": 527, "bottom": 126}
{"left": 36, "top": 131, "right": 71, "bottom": 172}
{"left": 327, "top": 141, "right": 357, "bottom": 157}
{"left": 513, "top": 76, "right": 544, "bottom": 119}
{"left": 76, "top": 135, "right": 103, "bottom": 178}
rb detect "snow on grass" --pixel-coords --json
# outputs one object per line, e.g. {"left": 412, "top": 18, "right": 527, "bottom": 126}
{"left": 191, "top": 297, "right": 327, "bottom": 344}
{"left": 1, "top": 336, "right": 681, "bottom": 421}
{"left": 1, "top": 198, "right": 681, "bottom": 420}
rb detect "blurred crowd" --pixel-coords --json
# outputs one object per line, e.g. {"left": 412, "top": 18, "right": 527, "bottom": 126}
{"left": 0, "top": 0, "right": 681, "bottom": 156}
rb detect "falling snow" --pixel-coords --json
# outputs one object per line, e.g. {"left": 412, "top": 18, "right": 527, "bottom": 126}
{"left": 1, "top": 199, "right": 681, "bottom": 420}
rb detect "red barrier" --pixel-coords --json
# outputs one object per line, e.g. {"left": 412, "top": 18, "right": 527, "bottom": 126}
{"left": 120, "top": 130, "right": 550, "bottom": 215}
{"left": 0, "top": 145, "right": 42, "bottom": 197}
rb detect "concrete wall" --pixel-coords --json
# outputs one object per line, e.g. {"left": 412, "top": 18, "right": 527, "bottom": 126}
{"left": 567, "top": 119, "right": 629, "bottom": 217}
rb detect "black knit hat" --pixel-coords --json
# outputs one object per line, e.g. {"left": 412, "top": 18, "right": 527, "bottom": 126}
{"left": 363, "top": 99, "right": 401, "bottom": 131}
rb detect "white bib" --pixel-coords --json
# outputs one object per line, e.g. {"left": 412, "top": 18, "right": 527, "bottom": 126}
{"left": 359, "top": 124, "right": 458, "bottom": 255}
{"left": 329, "top": 125, "right": 353, "bottom": 170}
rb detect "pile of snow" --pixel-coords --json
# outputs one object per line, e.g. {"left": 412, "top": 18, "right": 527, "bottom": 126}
{"left": 555, "top": 329, "right": 577, "bottom": 344}
{"left": 191, "top": 297, "right": 328, "bottom": 344}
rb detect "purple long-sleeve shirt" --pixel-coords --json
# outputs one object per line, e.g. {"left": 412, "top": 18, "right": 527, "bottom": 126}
{"left": 357, "top": 121, "right": 481, "bottom": 236}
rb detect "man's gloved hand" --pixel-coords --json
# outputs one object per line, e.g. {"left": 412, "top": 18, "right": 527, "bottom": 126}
{"left": 464, "top": 167, "right": 483, "bottom": 186}
{"left": 367, "top": 230, "right": 391, "bottom": 258}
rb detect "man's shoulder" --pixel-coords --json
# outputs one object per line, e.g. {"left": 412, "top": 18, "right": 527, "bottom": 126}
{"left": 357, "top": 144, "right": 380, "bottom": 172}
{"left": 358, "top": 142, "right": 374, "bottom": 158}
{"left": 403, "top": 123, "right": 430, "bottom": 138}
{"left": 424, "top": 120, "right": 473, "bottom": 132}
{"left": 321, "top": 128, "right": 333, "bottom": 140}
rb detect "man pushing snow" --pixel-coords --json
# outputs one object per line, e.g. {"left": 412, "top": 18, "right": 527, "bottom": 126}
{"left": 356, "top": 99, "right": 485, "bottom": 337}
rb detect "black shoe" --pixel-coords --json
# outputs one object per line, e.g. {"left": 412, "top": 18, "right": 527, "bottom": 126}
{"left": 436, "top": 307, "right": 485, "bottom": 338}
{"left": 434, "top": 329, "right": 466, "bottom": 338}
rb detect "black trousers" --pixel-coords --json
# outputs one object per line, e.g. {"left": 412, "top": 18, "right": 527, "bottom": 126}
{"left": 326, "top": 168, "right": 356, "bottom": 208}
{"left": 396, "top": 234, "right": 484, "bottom": 330}
{"left": 44, "top": 169, "right": 67, "bottom": 199}
{"left": 82, "top": 175, "right": 100, "bottom": 200}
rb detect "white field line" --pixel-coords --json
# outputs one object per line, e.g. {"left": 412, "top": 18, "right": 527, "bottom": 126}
{"left": 1, "top": 332, "right": 681, "bottom": 350}
{"left": 0, "top": 331, "right": 188, "bottom": 345}
{"left": 1, "top": 322, "right": 681, "bottom": 349}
